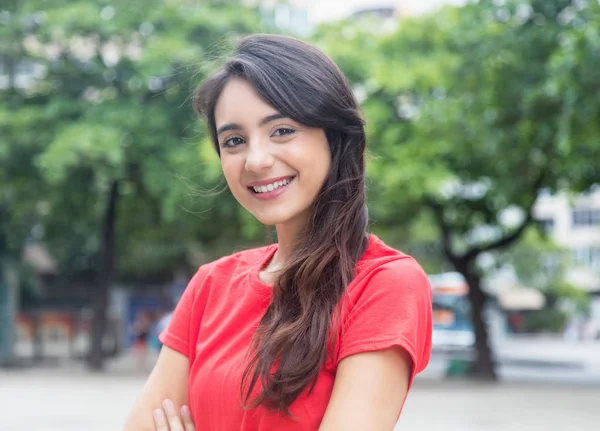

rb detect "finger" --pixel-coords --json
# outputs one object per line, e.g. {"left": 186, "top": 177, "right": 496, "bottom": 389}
{"left": 153, "top": 408, "right": 169, "bottom": 431}
{"left": 181, "top": 405, "right": 196, "bottom": 431}
{"left": 162, "top": 399, "right": 184, "bottom": 431}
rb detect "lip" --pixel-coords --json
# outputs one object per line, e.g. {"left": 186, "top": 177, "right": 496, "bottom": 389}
{"left": 247, "top": 175, "right": 295, "bottom": 188}
{"left": 249, "top": 176, "right": 295, "bottom": 201}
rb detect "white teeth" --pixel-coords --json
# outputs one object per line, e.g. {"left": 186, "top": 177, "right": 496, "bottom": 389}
{"left": 252, "top": 177, "right": 293, "bottom": 193}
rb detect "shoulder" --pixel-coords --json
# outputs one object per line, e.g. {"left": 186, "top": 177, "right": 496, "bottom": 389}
{"left": 351, "top": 235, "right": 431, "bottom": 299}
{"left": 368, "top": 257, "right": 429, "bottom": 288}
{"left": 187, "top": 244, "right": 274, "bottom": 290}
{"left": 334, "top": 236, "right": 433, "bottom": 373}
{"left": 348, "top": 258, "right": 431, "bottom": 309}
{"left": 203, "top": 245, "right": 273, "bottom": 272}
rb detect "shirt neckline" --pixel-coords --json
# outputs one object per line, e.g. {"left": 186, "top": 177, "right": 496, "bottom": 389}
{"left": 248, "top": 234, "right": 377, "bottom": 294}
{"left": 249, "top": 243, "right": 279, "bottom": 293}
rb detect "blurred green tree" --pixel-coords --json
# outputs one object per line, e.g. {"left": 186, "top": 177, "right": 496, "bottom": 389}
{"left": 316, "top": 0, "right": 600, "bottom": 379}
{"left": 0, "top": 0, "right": 266, "bottom": 369}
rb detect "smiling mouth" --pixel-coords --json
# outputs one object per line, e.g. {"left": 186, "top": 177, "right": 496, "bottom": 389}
{"left": 248, "top": 176, "right": 295, "bottom": 194}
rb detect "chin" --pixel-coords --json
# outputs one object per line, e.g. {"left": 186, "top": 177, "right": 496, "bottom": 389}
{"left": 250, "top": 208, "right": 306, "bottom": 228}
{"left": 253, "top": 214, "right": 291, "bottom": 226}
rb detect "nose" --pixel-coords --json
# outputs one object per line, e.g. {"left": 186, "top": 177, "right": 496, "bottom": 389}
{"left": 244, "top": 140, "right": 275, "bottom": 173}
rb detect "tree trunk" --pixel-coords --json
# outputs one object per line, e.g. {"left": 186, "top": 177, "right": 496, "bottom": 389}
{"left": 87, "top": 180, "right": 119, "bottom": 370}
{"left": 32, "top": 310, "right": 44, "bottom": 364}
{"left": 0, "top": 264, "right": 18, "bottom": 367}
{"left": 0, "top": 208, "right": 18, "bottom": 367}
{"left": 456, "top": 259, "right": 497, "bottom": 380}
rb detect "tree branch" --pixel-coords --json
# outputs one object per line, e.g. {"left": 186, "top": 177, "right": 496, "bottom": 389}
{"left": 462, "top": 171, "right": 547, "bottom": 262}
{"left": 463, "top": 211, "right": 533, "bottom": 262}
{"left": 425, "top": 197, "right": 460, "bottom": 265}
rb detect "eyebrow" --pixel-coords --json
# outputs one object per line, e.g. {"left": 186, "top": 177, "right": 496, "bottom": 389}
{"left": 216, "top": 113, "right": 289, "bottom": 136}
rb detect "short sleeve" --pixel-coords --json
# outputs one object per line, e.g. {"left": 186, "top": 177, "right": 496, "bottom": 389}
{"left": 337, "top": 257, "right": 433, "bottom": 382}
{"left": 159, "top": 265, "right": 210, "bottom": 358}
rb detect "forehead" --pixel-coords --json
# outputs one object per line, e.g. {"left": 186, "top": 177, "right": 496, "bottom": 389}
{"left": 214, "top": 78, "right": 278, "bottom": 125}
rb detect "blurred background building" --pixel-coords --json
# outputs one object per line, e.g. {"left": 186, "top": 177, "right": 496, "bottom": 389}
{"left": 534, "top": 188, "right": 600, "bottom": 335}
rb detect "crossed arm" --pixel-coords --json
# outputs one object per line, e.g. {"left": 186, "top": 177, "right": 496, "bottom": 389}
{"left": 122, "top": 345, "right": 412, "bottom": 431}
{"left": 122, "top": 346, "right": 190, "bottom": 431}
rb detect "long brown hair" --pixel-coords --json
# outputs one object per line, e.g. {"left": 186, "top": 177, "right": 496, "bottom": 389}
{"left": 194, "top": 34, "right": 369, "bottom": 414}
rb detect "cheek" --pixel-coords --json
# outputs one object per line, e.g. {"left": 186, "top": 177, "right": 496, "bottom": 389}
{"left": 308, "top": 144, "right": 331, "bottom": 185}
{"left": 290, "top": 138, "right": 331, "bottom": 179}
{"left": 220, "top": 158, "right": 243, "bottom": 191}
{"left": 320, "top": 150, "right": 332, "bottom": 177}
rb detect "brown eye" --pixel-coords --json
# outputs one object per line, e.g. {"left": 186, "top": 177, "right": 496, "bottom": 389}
{"left": 222, "top": 136, "right": 245, "bottom": 148}
{"left": 272, "top": 127, "right": 295, "bottom": 137}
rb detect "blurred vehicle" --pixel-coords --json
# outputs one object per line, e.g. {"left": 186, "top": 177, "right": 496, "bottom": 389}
{"left": 429, "top": 272, "right": 475, "bottom": 353}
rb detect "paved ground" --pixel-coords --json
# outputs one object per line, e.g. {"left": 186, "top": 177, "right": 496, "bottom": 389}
{"left": 3, "top": 337, "right": 600, "bottom": 430}
{"left": 492, "top": 336, "right": 600, "bottom": 370}
{"left": 1, "top": 365, "right": 599, "bottom": 431}
{"left": 399, "top": 379, "right": 599, "bottom": 431}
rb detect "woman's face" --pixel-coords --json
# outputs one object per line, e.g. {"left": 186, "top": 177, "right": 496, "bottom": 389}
{"left": 214, "top": 78, "right": 331, "bottom": 228}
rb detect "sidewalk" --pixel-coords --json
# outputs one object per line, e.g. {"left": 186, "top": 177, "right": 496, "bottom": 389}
{"left": 399, "top": 379, "right": 599, "bottom": 431}
{"left": 1, "top": 367, "right": 598, "bottom": 431}
{"left": 435, "top": 335, "right": 600, "bottom": 370}
{"left": 495, "top": 336, "right": 600, "bottom": 370}
{"left": 3, "top": 338, "right": 600, "bottom": 430}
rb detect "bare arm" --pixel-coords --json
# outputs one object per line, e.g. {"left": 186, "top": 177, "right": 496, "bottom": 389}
{"left": 122, "top": 345, "right": 190, "bottom": 431}
{"left": 319, "top": 346, "right": 412, "bottom": 431}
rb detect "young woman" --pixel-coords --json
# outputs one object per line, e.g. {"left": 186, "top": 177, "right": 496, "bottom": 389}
{"left": 123, "top": 34, "right": 432, "bottom": 431}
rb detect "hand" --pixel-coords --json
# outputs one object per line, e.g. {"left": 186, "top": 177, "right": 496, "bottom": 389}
{"left": 153, "top": 399, "right": 196, "bottom": 431}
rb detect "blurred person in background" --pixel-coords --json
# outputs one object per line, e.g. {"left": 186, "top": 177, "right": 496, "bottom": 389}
{"left": 148, "top": 310, "right": 173, "bottom": 353}
{"left": 131, "top": 311, "right": 154, "bottom": 372}
{"left": 123, "top": 34, "right": 432, "bottom": 431}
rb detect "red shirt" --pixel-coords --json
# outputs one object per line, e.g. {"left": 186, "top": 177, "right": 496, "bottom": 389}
{"left": 160, "top": 234, "right": 432, "bottom": 430}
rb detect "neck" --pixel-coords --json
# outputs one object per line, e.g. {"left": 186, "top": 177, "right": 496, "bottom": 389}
{"left": 268, "top": 215, "right": 308, "bottom": 272}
